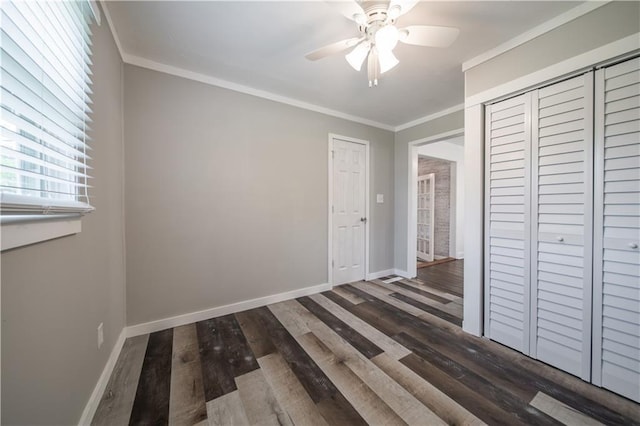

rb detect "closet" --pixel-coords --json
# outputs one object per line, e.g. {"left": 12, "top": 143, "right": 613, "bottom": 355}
{"left": 484, "top": 56, "right": 639, "bottom": 402}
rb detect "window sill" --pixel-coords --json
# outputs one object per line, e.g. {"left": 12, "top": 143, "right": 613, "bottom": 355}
{"left": 1, "top": 215, "right": 82, "bottom": 251}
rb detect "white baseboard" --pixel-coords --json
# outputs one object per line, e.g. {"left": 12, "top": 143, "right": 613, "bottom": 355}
{"left": 78, "top": 328, "right": 126, "bottom": 425}
{"left": 393, "top": 269, "right": 411, "bottom": 278}
{"left": 457, "top": 252, "right": 464, "bottom": 259}
{"left": 126, "top": 282, "right": 333, "bottom": 338}
{"left": 365, "top": 269, "right": 394, "bottom": 281}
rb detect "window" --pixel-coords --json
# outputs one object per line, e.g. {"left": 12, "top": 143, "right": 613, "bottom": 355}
{"left": 0, "top": 1, "right": 100, "bottom": 250}
{"left": 1, "top": 1, "right": 99, "bottom": 217}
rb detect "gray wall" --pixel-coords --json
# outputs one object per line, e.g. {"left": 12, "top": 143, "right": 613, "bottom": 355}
{"left": 418, "top": 156, "right": 451, "bottom": 258}
{"left": 466, "top": 1, "right": 640, "bottom": 96}
{"left": 394, "top": 110, "right": 464, "bottom": 272}
{"left": 1, "top": 14, "right": 125, "bottom": 425}
{"left": 124, "top": 65, "right": 395, "bottom": 326}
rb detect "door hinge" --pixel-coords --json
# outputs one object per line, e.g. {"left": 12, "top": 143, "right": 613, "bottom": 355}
{"left": 332, "top": 205, "right": 334, "bottom": 213}
{"left": 332, "top": 260, "right": 334, "bottom": 267}
{"left": 332, "top": 150, "right": 335, "bottom": 158}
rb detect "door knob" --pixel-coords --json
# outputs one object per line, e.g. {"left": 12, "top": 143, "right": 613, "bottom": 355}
{"left": 556, "top": 236, "right": 564, "bottom": 242}
{"left": 630, "top": 242, "right": 639, "bottom": 249}
{"left": 360, "top": 217, "right": 367, "bottom": 223}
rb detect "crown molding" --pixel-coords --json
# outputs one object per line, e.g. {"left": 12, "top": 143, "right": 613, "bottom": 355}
{"left": 99, "top": 1, "right": 394, "bottom": 132}
{"left": 123, "top": 54, "right": 395, "bottom": 131}
{"left": 462, "top": 1, "right": 611, "bottom": 72}
{"left": 394, "top": 103, "right": 464, "bottom": 132}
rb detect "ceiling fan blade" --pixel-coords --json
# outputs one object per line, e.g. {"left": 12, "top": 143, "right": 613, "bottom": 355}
{"left": 398, "top": 25, "right": 460, "bottom": 48}
{"left": 325, "top": 0, "right": 365, "bottom": 23}
{"left": 388, "top": 0, "right": 419, "bottom": 18}
{"left": 305, "top": 37, "right": 362, "bottom": 61}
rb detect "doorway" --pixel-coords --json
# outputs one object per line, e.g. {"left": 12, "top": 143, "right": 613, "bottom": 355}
{"left": 328, "top": 134, "right": 370, "bottom": 286}
{"left": 408, "top": 130, "right": 465, "bottom": 304}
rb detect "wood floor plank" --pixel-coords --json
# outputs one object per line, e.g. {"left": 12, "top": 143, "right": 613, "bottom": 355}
{"left": 391, "top": 292, "right": 463, "bottom": 326}
{"left": 205, "top": 390, "right": 249, "bottom": 426}
{"left": 530, "top": 392, "right": 605, "bottom": 426}
{"left": 400, "top": 353, "right": 529, "bottom": 426}
{"left": 92, "top": 334, "right": 149, "bottom": 426}
{"left": 196, "top": 314, "right": 259, "bottom": 401}
{"left": 386, "top": 280, "right": 453, "bottom": 304}
{"left": 331, "top": 286, "right": 366, "bottom": 304}
{"left": 395, "top": 333, "right": 562, "bottom": 426}
{"left": 398, "top": 278, "right": 460, "bottom": 302}
{"left": 375, "top": 279, "right": 463, "bottom": 320}
{"left": 306, "top": 320, "right": 445, "bottom": 426}
{"left": 235, "top": 309, "right": 276, "bottom": 358}
{"left": 236, "top": 368, "right": 293, "bottom": 426}
{"left": 169, "top": 324, "right": 207, "bottom": 425}
{"left": 297, "top": 296, "right": 383, "bottom": 359}
{"left": 129, "top": 329, "right": 173, "bottom": 426}
{"left": 251, "top": 306, "right": 367, "bottom": 425}
{"left": 322, "top": 290, "right": 356, "bottom": 310}
{"left": 297, "top": 332, "right": 406, "bottom": 426}
{"left": 371, "top": 353, "right": 485, "bottom": 426}
{"left": 309, "top": 293, "right": 411, "bottom": 360}
{"left": 258, "top": 353, "right": 330, "bottom": 426}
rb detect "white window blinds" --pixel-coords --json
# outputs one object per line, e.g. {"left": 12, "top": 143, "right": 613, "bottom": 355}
{"left": 0, "top": 1, "right": 97, "bottom": 215}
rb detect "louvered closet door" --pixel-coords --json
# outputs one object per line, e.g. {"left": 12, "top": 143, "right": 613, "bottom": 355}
{"left": 485, "top": 93, "right": 532, "bottom": 353}
{"left": 592, "top": 57, "right": 640, "bottom": 402}
{"left": 530, "top": 74, "right": 594, "bottom": 380}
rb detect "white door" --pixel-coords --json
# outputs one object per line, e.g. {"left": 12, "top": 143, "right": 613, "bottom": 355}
{"left": 530, "top": 73, "right": 594, "bottom": 380}
{"left": 592, "top": 57, "right": 640, "bottom": 402}
{"left": 417, "top": 173, "right": 435, "bottom": 261}
{"left": 332, "top": 138, "right": 367, "bottom": 285}
{"left": 485, "top": 92, "right": 532, "bottom": 354}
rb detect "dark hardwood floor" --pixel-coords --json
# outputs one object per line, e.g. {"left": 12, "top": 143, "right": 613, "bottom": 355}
{"left": 417, "top": 258, "right": 464, "bottom": 297}
{"left": 92, "top": 264, "right": 639, "bottom": 425}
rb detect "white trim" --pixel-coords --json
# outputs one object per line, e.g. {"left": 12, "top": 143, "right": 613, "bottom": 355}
{"left": 394, "top": 104, "right": 464, "bottom": 132}
{"left": 463, "top": 104, "right": 484, "bottom": 337}
{"left": 126, "top": 282, "right": 332, "bottom": 338}
{"left": 1, "top": 217, "right": 82, "bottom": 251}
{"left": 393, "top": 269, "right": 411, "bottom": 278}
{"left": 100, "top": 1, "right": 124, "bottom": 61}
{"left": 466, "top": 34, "right": 640, "bottom": 107}
{"left": 78, "top": 328, "right": 126, "bottom": 426}
{"left": 406, "top": 128, "right": 465, "bottom": 278}
{"left": 124, "top": 55, "right": 394, "bottom": 131}
{"left": 328, "top": 134, "right": 371, "bottom": 286}
{"left": 456, "top": 251, "right": 464, "bottom": 259}
{"left": 462, "top": 2, "right": 610, "bottom": 72}
{"left": 366, "top": 269, "right": 395, "bottom": 281}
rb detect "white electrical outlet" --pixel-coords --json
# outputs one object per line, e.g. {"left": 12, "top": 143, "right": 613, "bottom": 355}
{"left": 97, "top": 323, "right": 104, "bottom": 349}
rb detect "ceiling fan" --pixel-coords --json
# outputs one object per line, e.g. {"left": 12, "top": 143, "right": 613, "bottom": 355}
{"left": 306, "top": 0, "right": 460, "bottom": 87}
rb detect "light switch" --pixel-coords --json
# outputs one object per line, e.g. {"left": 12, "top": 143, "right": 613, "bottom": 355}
{"left": 376, "top": 194, "right": 384, "bottom": 203}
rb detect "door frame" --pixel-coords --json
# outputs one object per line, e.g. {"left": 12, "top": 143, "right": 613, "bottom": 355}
{"left": 407, "top": 129, "right": 464, "bottom": 278}
{"left": 328, "top": 133, "right": 371, "bottom": 287}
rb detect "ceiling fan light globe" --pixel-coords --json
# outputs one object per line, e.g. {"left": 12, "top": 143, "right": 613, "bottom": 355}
{"left": 378, "top": 49, "right": 399, "bottom": 74}
{"left": 345, "top": 42, "right": 370, "bottom": 71}
{"left": 375, "top": 25, "right": 399, "bottom": 51}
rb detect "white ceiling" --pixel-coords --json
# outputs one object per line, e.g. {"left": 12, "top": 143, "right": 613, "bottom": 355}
{"left": 105, "top": 1, "right": 583, "bottom": 128}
